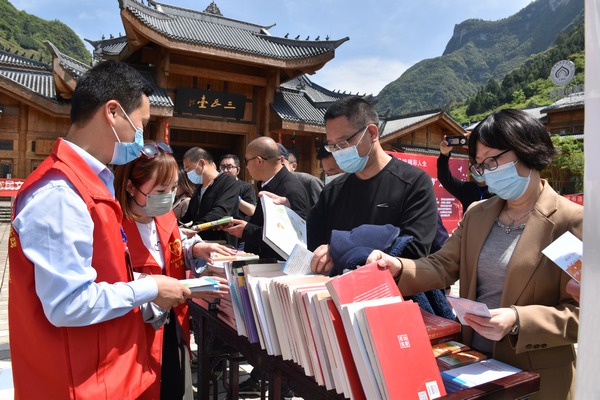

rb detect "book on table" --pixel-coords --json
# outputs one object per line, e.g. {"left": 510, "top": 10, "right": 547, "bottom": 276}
{"left": 260, "top": 194, "right": 308, "bottom": 260}
{"left": 356, "top": 300, "right": 446, "bottom": 399}
{"left": 431, "top": 340, "right": 469, "bottom": 358}
{"left": 419, "top": 308, "right": 462, "bottom": 343}
{"left": 437, "top": 349, "right": 487, "bottom": 370}
{"left": 440, "top": 358, "right": 522, "bottom": 393}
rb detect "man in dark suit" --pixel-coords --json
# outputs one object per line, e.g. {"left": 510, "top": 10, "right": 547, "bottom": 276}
{"left": 225, "top": 136, "right": 309, "bottom": 260}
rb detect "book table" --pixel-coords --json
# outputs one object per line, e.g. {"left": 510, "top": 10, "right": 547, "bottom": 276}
{"left": 189, "top": 300, "right": 540, "bottom": 400}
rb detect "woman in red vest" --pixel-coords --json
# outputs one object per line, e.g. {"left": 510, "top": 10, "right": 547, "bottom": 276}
{"left": 114, "top": 141, "right": 233, "bottom": 399}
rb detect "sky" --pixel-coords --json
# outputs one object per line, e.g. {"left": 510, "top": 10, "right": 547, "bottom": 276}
{"left": 11, "top": 0, "right": 533, "bottom": 95}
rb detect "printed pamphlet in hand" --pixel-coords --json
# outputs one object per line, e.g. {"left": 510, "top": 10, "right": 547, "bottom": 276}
{"left": 542, "top": 231, "right": 583, "bottom": 283}
{"left": 179, "top": 277, "right": 221, "bottom": 293}
{"left": 260, "top": 194, "right": 307, "bottom": 260}
{"left": 446, "top": 296, "right": 491, "bottom": 325}
{"left": 281, "top": 244, "right": 315, "bottom": 275}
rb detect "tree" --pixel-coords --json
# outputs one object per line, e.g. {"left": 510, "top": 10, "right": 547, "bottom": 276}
{"left": 543, "top": 136, "right": 584, "bottom": 194}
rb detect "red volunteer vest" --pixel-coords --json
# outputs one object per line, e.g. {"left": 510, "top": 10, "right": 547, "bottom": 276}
{"left": 123, "top": 212, "right": 190, "bottom": 399}
{"left": 8, "top": 139, "right": 155, "bottom": 399}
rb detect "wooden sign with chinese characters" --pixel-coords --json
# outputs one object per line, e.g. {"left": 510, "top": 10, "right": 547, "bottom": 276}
{"left": 175, "top": 88, "right": 246, "bottom": 120}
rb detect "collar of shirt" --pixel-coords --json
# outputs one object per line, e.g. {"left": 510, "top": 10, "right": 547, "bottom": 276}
{"left": 64, "top": 139, "right": 115, "bottom": 197}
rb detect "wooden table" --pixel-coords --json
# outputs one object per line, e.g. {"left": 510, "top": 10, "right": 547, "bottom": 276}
{"left": 189, "top": 300, "right": 540, "bottom": 400}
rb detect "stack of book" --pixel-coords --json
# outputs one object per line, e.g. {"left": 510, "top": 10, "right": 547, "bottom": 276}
{"left": 209, "top": 201, "right": 475, "bottom": 399}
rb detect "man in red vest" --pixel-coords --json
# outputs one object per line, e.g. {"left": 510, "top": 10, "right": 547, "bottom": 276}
{"left": 8, "top": 61, "right": 192, "bottom": 399}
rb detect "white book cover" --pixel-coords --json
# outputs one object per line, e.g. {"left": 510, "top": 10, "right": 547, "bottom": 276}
{"left": 261, "top": 194, "right": 307, "bottom": 260}
{"left": 542, "top": 231, "right": 583, "bottom": 282}
{"left": 441, "top": 359, "right": 521, "bottom": 389}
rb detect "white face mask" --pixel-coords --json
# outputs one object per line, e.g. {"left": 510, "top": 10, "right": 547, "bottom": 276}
{"left": 324, "top": 173, "right": 343, "bottom": 185}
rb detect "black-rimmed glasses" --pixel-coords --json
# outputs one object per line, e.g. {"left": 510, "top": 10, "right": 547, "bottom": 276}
{"left": 324, "top": 125, "right": 370, "bottom": 153}
{"left": 244, "top": 155, "right": 271, "bottom": 164}
{"left": 469, "top": 149, "right": 511, "bottom": 176}
{"left": 219, "top": 164, "right": 239, "bottom": 171}
{"left": 141, "top": 141, "right": 173, "bottom": 159}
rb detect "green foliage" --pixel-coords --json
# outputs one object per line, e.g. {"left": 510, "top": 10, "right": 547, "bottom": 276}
{"left": 376, "top": 0, "right": 584, "bottom": 117}
{"left": 543, "top": 136, "right": 584, "bottom": 194}
{"left": 0, "top": 0, "right": 91, "bottom": 64}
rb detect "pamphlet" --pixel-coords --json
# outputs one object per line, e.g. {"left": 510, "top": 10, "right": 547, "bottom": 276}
{"left": 542, "top": 231, "right": 583, "bottom": 282}
{"left": 446, "top": 296, "right": 491, "bottom": 325}
{"left": 282, "top": 244, "right": 315, "bottom": 275}
{"left": 260, "top": 195, "right": 307, "bottom": 260}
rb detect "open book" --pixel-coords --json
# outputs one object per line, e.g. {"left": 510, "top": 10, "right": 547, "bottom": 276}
{"left": 261, "top": 194, "right": 307, "bottom": 260}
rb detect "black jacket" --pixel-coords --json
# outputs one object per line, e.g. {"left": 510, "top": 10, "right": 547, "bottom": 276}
{"left": 242, "top": 167, "right": 309, "bottom": 260}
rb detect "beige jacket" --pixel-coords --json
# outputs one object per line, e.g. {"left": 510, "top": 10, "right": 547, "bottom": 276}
{"left": 399, "top": 181, "right": 581, "bottom": 399}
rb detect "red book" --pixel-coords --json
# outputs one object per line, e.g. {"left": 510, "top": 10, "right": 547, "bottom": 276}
{"left": 419, "top": 308, "right": 461, "bottom": 343}
{"left": 358, "top": 301, "right": 446, "bottom": 399}
{"left": 325, "top": 262, "right": 402, "bottom": 309}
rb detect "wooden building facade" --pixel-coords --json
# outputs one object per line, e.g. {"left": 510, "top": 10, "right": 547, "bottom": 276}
{"left": 0, "top": 0, "right": 348, "bottom": 180}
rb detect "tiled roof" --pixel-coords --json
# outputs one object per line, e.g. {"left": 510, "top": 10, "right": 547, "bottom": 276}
{"left": 0, "top": 50, "right": 51, "bottom": 72}
{"left": 1, "top": 48, "right": 171, "bottom": 108}
{"left": 541, "top": 91, "right": 584, "bottom": 112}
{"left": 280, "top": 76, "right": 344, "bottom": 104}
{"left": 85, "top": 36, "right": 129, "bottom": 57}
{"left": 116, "top": 0, "right": 347, "bottom": 61}
{"left": 272, "top": 88, "right": 327, "bottom": 126}
{"left": 44, "top": 41, "right": 90, "bottom": 78}
{"left": 380, "top": 111, "right": 440, "bottom": 138}
{"left": 0, "top": 67, "right": 58, "bottom": 100}
{"left": 137, "top": 69, "right": 174, "bottom": 108}
{"left": 0, "top": 50, "right": 58, "bottom": 101}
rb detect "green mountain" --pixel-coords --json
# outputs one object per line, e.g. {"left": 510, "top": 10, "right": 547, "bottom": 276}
{"left": 0, "top": 0, "right": 91, "bottom": 64}
{"left": 376, "top": 0, "right": 584, "bottom": 116}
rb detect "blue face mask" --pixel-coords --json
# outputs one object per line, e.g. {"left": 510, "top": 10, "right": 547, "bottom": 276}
{"left": 483, "top": 160, "right": 531, "bottom": 200}
{"left": 331, "top": 130, "right": 373, "bottom": 174}
{"left": 110, "top": 104, "right": 144, "bottom": 165}
{"left": 187, "top": 162, "right": 203, "bottom": 185}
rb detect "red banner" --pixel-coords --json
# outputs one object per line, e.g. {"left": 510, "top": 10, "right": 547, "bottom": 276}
{"left": 387, "top": 152, "right": 468, "bottom": 234}
{"left": 563, "top": 193, "right": 583, "bottom": 205}
{"left": 0, "top": 178, "right": 25, "bottom": 197}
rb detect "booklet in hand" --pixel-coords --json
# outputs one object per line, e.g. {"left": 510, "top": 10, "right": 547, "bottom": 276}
{"left": 260, "top": 195, "right": 307, "bottom": 260}
{"left": 446, "top": 296, "right": 491, "bottom": 325}
{"left": 542, "top": 231, "right": 582, "bottom": 283}
{"left": 180, "top": 277, "right": 221, "bottom": 292}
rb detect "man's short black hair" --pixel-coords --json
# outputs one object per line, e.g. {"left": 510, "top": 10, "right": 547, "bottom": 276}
{"left": 70, "top": 61, "right": 154, "bottom": 126}
{"left": 220, "top": 154, "right": 241, "bottom": 168}
{"left": 324, "top": 96, "right": 379, "bottom": 128}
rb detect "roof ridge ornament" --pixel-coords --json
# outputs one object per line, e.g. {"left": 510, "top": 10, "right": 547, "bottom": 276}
{"left": 204, "top": 1, "right": 223, "bottom": 16}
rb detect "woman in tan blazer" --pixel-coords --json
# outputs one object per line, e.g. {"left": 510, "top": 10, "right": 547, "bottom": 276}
{"left": 368, "top": 109, "right": 581, "bottom": 399}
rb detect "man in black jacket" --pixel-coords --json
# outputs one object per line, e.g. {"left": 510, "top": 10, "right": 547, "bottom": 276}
{"left": 225, "top": 136, "right": 309, "bottom": 260}
{"left": 181, "top": 147, "right": 239, "bottom": 244}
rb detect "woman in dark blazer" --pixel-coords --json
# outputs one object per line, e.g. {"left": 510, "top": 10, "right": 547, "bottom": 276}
{"left": 368, "top": 109, "right": 581, "bottom": 399}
